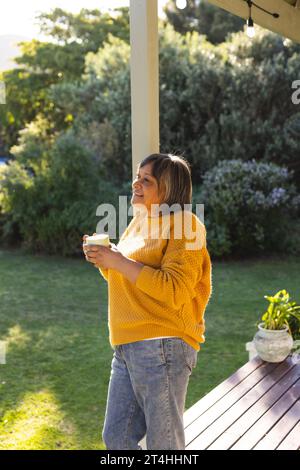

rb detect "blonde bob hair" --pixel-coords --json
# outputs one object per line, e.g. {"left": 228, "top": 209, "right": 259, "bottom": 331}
{"left": 138, "top": 153, "right": 192, "bottom": 209}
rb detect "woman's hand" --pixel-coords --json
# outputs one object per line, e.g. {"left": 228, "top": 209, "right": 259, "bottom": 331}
{"left": 82, "top": 233, "right": 124, "bottom": 270}
{"left": 82, "top": 233, "right": 144, "bottom": 283}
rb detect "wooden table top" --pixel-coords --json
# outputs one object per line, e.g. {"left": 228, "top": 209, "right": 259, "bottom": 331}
{"left": 183, "top": 355, "right": 300, "bottom": 450}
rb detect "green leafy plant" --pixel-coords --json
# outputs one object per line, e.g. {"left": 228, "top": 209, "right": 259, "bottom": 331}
{"left": 198, "top": 160, "right": 300, "bottom": 257}
{"left": 259, "top": 289, "right": 300, "bottom": 338}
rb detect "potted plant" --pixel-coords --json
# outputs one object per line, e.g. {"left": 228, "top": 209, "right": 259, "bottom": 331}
{"left": 253, "top": 289, "right": 300, "bottom": 363}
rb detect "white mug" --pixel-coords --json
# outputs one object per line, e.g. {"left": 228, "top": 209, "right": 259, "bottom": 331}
{"left": 85, "top": 234, "right": 110, "bottom": 247}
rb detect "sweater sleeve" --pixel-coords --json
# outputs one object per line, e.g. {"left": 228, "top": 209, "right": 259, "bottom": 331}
{"left": 98, "top": 267, "right": 109, "bottom": 281}
{"left": 98, "top": 216, "right": 135, "bottom": 282}
{"left": 135, "top": 212, "right": 207, "bottom": 310}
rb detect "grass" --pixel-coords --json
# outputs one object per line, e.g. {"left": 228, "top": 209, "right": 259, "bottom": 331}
{"left": 0, "top": 248, "right": 299, "bottom": 449}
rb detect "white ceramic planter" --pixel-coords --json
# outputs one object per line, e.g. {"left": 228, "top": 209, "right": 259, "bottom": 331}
{"left": 253, "top": 323, "right": 293, "bottom": 363}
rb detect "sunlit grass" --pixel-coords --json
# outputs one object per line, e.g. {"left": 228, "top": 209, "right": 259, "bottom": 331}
{"left": 5, "top": 324, "right": 31, "bottom": 349}
{"left": 0, "top": 389, "right": 75, "bottom": 450}
{"left": 0, "top": 248, "right": 299, "bottom": 449}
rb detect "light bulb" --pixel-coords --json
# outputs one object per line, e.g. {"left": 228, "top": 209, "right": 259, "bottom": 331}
{"left": 176, "top": 0, "right": 187, "bottom": 9}
{"left": 246, "top": 25, "right": 255, "bottom": 38}
{"left": 246, "top": 17, "right": 255, "bottom": 38}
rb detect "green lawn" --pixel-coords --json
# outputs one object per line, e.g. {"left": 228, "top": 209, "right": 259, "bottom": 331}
{"left": 0, "top": 248, "right": 299, "bottom": 450}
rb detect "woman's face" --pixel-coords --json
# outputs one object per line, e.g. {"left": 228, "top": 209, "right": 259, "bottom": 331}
{"left": 131, "top": 163, "right": 163, "bottom": 213}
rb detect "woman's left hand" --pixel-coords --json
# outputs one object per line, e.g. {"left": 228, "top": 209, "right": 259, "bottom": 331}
{"left": 84, "top": 242, "right": 124, "bottom": 270}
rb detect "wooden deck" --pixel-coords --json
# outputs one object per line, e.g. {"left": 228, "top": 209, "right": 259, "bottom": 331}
{"left": 183, "top": 355, "right": 300, "bottom": 450}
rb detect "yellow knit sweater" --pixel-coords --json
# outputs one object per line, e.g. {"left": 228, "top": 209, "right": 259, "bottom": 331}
{"left": 98, "top": 209, "right": 212, "bottom": 351}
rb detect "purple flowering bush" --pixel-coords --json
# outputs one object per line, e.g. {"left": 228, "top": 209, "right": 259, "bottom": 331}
{"left": 196, "top": 159, "right": 300, "bottom": 257}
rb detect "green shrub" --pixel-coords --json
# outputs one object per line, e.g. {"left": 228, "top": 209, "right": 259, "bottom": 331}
{"left": 158, "top": 27, "right": 300, "bottom": 188}
{"left": 197, "top": 159, "right": 300, "bottom": 257}
{"left": 0, "top": 129, "right": 124, "bottom": 256}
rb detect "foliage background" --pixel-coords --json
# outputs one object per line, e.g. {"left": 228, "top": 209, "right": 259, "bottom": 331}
{"left": 0, "top": 1, "right": 300, "bottom": 257}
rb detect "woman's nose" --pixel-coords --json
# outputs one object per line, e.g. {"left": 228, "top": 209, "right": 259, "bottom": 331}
{"left": 132, "top": 178, "right": 141, "bottom": 189}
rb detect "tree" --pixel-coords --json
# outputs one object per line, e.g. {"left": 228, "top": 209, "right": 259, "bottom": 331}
{"left": 163, "top": 0, "right": 244, "bottom": 44}
{"left": 37, "top": 7, "right": 129, "bottom": 47}
{"left": 0, "top": 8, "right": 130, "bottom": 152}
{"left": 0, "top": 59, "right": 61, "bottom": 152}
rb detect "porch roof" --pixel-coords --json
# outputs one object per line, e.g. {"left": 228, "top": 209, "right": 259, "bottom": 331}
{"left": 208, "top": 0, "right": 300, "bottom": 44}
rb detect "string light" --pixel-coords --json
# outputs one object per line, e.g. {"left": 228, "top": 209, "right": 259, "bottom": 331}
{"left": 245, "top": 1, "right": 279, "bottom": 39}
{"left": 247, "top": 16, "right": 255, "bottom": 38}
{"left": 246, "top": 1, "right": 255, "bottom": 38}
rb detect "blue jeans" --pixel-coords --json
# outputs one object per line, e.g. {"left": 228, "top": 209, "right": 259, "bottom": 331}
{"left": 102, "top": 338, "right": 198, "bottom": 450}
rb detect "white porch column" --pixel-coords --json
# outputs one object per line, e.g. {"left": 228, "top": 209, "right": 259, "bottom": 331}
{"left": 129, "top": 0, "right": 159, "bottom": 179}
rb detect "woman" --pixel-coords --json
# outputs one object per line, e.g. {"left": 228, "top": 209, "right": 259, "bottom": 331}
{"left": 82, "top": 153, "right": 212, "bottom": 450}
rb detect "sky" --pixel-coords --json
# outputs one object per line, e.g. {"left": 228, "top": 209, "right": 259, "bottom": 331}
{"left": 0, "top": 0, "right": 169, "bottom": 40}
